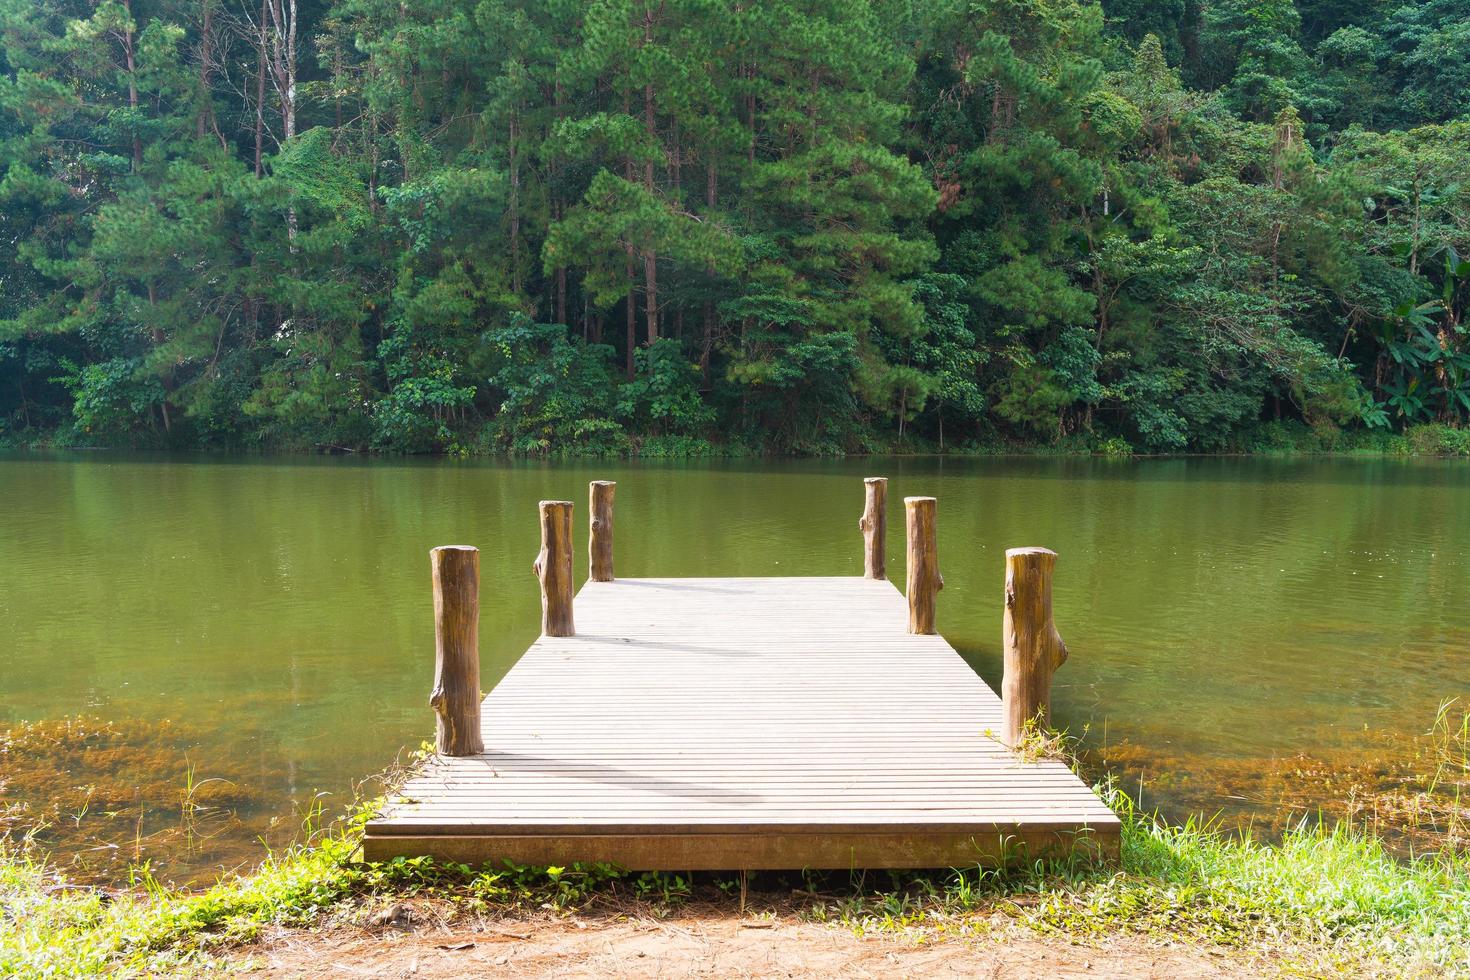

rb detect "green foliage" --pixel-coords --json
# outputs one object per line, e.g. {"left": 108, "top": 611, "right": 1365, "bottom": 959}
{"left": 1406, "top": 423, "right": 1470, "bottom": 457}
{"left": 993, "top": 360, "right": 1073, "bottom": 438}
{"left": 0, "top": 0, "right": 1469, "bottom": 455}
{"left": 61, "top": 357, "right": 164, "bottom": 442}
{"left": 481, "top": 316, "right": 625, "bottom": 455}
{"left": 617, "top": 340, "right": 714, "bottom": 438}
{"left": 371, "top": 328, "right": 477, "bottom": 453}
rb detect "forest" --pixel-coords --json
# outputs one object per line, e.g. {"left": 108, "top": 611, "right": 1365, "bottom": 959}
{"left": 1, "top": 0, "right": 1468, "bottom": 455}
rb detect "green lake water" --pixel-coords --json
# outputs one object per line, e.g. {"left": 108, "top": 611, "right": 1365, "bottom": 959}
{"left": 2, "top": 452, "right": 1468, "bottom": 881}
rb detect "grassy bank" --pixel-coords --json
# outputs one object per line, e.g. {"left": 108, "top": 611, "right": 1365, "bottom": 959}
{"left": 3, "top": 791, "right": 1468, "bottom": 978}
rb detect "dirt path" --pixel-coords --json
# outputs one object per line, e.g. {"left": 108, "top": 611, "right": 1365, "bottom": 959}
{"left": 240, "top": 913, "right": 1263, "bottom": 979}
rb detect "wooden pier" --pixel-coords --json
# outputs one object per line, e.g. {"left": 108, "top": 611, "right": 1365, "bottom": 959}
{"left": 364, "top": 482, "right": 1119, "bottom": 870}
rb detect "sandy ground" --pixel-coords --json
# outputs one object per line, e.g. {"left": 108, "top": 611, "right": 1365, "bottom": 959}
{"left": 236, "top": 911, "right": 1264, "bottom": 979}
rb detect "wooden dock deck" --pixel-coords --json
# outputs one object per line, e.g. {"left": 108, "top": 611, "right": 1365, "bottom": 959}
{"left": 364, "top": 568, "right": 1120, "bottom": 869}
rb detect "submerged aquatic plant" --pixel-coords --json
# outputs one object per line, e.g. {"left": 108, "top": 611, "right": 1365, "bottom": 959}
{"left": 1420, "top": 699, "right": 1470, "bottom": 849}
{"left": 0, "top": 716, "right": 281, "bottom": 883}
{"left": 1091, "top": 699, "right": 1470, "bottom": 859}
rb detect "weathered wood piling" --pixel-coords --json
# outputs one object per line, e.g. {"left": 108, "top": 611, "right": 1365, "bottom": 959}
{"left": 904, "top": 495, "right": 942, "bottom": 634}
{"left": 859, "top": 476, "right": 887, "bottom": 580}
{"left": 534, "top": 500, "right": 575, "bottom": 636}
{"left": 428, "top": 545, "right": 483, "bottom": 756}
{"left": 1001, "top": 546, "right": 1069, "bottom": 748}
{"left": 589, "top": 480, "right": 616, "bottom": 582}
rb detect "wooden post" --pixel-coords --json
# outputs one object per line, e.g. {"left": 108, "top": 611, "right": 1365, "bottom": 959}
{"left": 904, "top": 497, "right": 942, "bottom": 634}
{"left": 1002, "top": 547, "right": 1068, "bottom": 749}
{"left": 859, "top": 477, "right": 887, "bottom": 580}
{"left": 429, "top": 546, "right": 483, "bottom": 756}
{"left": 589, "top": 481, "right": 615, "bottom": 582}
{"left": 534, "top": 500, "right": 575, "bottom": 636}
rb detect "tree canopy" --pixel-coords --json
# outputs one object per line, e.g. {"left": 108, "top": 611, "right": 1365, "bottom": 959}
{"left": 2, "top": 0, "right": 1468, "bottom": 454}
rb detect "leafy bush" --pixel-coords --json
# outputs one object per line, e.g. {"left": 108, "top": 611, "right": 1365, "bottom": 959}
{"left": 371, "top": 329, "right": 476, "bottom": 453}
{"left": 243, "top": 331, "right": 376, "bottom": 451}
{"left": 991, "top": 361, "right": 1072, "bottom": 439}
{"left": 632, "top": 434, "right": 717, "bottom": 458}
{"left": 62, "top": 357, "right": 164, "bottom": 443}
{"left": 481, "top": 316, "right": 626, "bottom": 455}
{"left": 724, "top": 325, "right": 867, "bottom": 454}
{"left": 617, "top": 340, "right": 714, "bottom": 438}
{"left": 1406, "top": 423, "right": 1470, "bottom": 457}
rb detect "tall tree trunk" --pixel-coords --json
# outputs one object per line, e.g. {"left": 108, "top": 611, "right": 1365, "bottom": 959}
{"left": 642, "top": 75, "right": 659, "bottom": 346}
{"left": 120, "top": 1, "right": 142, "bottom": 170}
{"left": 509, "top": 108, "right": 522, "bottom": 292}
{"left": 254, "top": 0, "right": 266, "bottom": 177}
{"left": 552, "top": 81, "right": 567, "bottom": 324}
{"left": 147, "top": 281, "right": 171, "bottom": 433}
{"left": 265, "top": 0, "right": 299, "bottom": 240}
{"left": 556, "top": 259, "right": 567, "bottom": 326}
{"left": 365, "top": 78, "right": 379, "bottom": 205}
{"left": 283, "top": 0, "right": 297, "bottom": 242}
{"left": 625, "top": 249, "right": 637, "bottom": 380}
{"left": 701, "top": 161, "right": 717, "bottom": 378}
{"left": 1410, "top": 181, "right": 1421, "bottom": 276}
{"left": 17, "top": 376, "right": 30, "bottom": 430}
{"left": 622, "top": 93, "right": 638, "bottom": 379}
{"left": 987, "top": 85, "right": 1017, "bottom": 146}
{"left": 197, "top": 0, "right": 217, "bottom": 141}
{"left": 642, "top": 248, "right": 658, "bottom": 345}
{"left": 1270, "top": 222, "right": 1282, "bottom": 285}
{"left": 272, "top": 0, "right": 298, "bottom": 142}
{"left": 746, "top": 65, "right": 756, "bottom": 165}
{"left": 669, "top": 121, "right": 682, "bottom": 343}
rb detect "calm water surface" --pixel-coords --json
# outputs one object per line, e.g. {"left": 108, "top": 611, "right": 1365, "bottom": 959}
{"left": 2, "top": 452, "right": 1468, "bottom": 879}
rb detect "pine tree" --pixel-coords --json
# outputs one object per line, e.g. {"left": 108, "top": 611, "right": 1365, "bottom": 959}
{"left": 724, "top": 0, "right": 936, "bottom": 446}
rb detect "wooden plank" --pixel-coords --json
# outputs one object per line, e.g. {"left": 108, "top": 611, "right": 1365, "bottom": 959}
{"left": 361, "top": 828, "right": 1120, "bottom": 870}
{"left": 366, "top": 576, "right": 1119, "bottom": 869}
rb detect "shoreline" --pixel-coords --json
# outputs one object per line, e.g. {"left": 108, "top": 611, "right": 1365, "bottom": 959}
{"left": 4, "top": 789, "right": 1466, "bottom": 978}
{"left": 3, "top": 427, "right": 1469, "bottom": 461}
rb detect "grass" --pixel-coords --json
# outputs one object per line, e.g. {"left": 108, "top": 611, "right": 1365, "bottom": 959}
{"left": 3, "top": 788, "right": 1469, "bottom": 978}
{"left": 807, "top": 792, "right": 1470, "bottom": 975}
{"left": 1045, "top": 797, "right": 1467, "bottom": 971}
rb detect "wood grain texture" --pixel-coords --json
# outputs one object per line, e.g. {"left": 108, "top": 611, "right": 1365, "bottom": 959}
{"left": 368, "top": 576, "right": 1117, "bottom": 869}
{"left": 1002, "top": 548, "right": 1068, "bottom": 749}
{"left": 905, "top": 497, "right": 942, "bottom": 634}
{"left": 362, "top": 827, "right": 1119, "bottom": 870}
{"left": 859, "top": 477, "right": 887, "bottom": 580}
{"left": 589, "top": 481, "right": 615, "bottom": 583}
{"left": 533, "top": 500, "right": 575, "bottom": 636}
{"left": 428, "top": 546, "right": 483, "bottom": 756}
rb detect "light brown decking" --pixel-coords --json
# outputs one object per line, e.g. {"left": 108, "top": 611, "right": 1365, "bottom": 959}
{"left": 363, "top": 576, "right": 1119, "bottom": 869}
